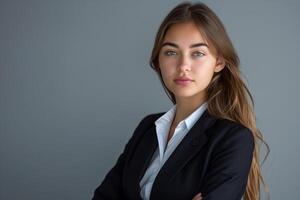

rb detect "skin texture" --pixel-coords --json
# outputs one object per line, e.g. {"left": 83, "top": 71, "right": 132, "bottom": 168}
{"left": 192, "top": 192, "right": 203, "bottom": 200}
{"left": 158, "top": 21, "right": 225, "bottom": 199}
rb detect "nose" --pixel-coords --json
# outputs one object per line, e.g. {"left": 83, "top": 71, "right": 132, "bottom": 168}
{"left": 177, "top": 54, "right": 191, "bottom": 72}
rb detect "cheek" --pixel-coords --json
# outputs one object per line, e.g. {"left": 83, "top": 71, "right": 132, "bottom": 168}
{"left": 193, "top": 64, "right": 216, "bottom": 85}
{"left": 160, "top": 58, "right": 177, "bottom": 71}
{"left": 159, "top": 58, "right": 177, "bottom": 79}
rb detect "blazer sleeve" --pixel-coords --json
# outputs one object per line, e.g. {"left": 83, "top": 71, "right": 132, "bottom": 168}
{"left": 92, "top": 115, "right": 153, "bottom": 200}
{"left": 200, "top": 125, "right": 255, "bottom": 200}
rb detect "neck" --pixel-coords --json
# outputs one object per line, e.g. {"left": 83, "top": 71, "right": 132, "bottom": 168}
{"left": 173, "top": 94, "right": 207, "bottom": 125}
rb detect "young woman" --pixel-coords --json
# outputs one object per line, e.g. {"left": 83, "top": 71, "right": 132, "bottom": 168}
{"left": 92, "top": 2, "right": 269, "bottom": 200}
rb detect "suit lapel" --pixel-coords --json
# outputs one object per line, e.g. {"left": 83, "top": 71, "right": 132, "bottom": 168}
{"left": 126, "top": 124, "right": 158, "bottom": 200}
{"left": 149, "top": 110, "right": 217, "bottom": 200}
{"left": 132, "top": 125, "right": 158, "bottom": 182}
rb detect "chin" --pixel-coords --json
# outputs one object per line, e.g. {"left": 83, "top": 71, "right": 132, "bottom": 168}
{"left": 173, "top": 91, "right": 198, "bottom": 98}
{"left": 172, "top": 88, "right": 205, "bottom": 100}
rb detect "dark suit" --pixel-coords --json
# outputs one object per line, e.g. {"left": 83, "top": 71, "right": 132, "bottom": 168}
{"left": 92, "top": 109, "right": 254, "bottom": 200}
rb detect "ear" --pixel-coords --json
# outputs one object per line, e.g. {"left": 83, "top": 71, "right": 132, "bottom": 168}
{"left": 214, "top": 56, "right": 225, "bottom": 72}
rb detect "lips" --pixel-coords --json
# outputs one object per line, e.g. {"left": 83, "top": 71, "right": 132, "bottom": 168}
{"left": 174, "top": 77, "right": 194, "bottom": 86}
{"left": 174, "top": 77, "right": 194, "bottom": 81}
{"left": 175, "top": 78, "right": 193, "bottom": 81}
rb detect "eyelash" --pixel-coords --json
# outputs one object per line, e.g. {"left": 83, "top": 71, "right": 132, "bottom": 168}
{"left": 163, "top": 50, "right": 205, "bottom": 57}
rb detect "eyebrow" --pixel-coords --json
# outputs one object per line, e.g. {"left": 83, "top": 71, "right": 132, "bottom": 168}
{"left": 161, "top": 42, "right": 209, "bottom": 49}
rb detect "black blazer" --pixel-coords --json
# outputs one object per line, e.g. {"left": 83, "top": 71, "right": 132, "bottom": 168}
{"left": 92, "top": 109, "right": 254, "bottom": 200}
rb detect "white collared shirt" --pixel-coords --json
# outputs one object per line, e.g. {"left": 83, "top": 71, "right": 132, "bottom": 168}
{"left": 139, "top": 102, "right": 208, "bottom": 200}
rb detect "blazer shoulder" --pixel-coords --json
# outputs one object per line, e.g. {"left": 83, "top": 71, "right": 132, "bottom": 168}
{"left": 216, "top": 117, "right": 252, "bottom": 133}
{"left": 214, "top": 118, "right": 255, "bottom": 148}
{"left": 131, "top": 112, "right": 165, "bottom": 138}
{"left": 139, "top": 112, "right": 165, "bottom": 125}
{"left": 145, "top": 112, "right": 165, "bottom": 120}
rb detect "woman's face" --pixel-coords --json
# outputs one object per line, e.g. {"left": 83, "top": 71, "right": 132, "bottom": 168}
{"left": 158, "top": 21, "right": 224, "bottom": 103}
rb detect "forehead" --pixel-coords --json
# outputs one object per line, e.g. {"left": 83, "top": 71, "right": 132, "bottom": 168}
{"left": 162, "top": 21, "right": 209, "bottom": 46}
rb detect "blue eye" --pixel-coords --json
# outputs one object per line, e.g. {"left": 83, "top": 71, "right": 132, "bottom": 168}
{"left": 164, "top": 50, "right": 177, "bottom": 56}
{"left": 192, "top": 51, "right": 205, "bottom": 57}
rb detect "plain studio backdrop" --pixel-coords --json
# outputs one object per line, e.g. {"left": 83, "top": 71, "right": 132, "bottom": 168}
{"left": 0, "top": 0, "right": 299, "bottom": 199}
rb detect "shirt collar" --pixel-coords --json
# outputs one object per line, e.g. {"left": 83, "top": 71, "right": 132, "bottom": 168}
{"left": 155, "top": 102, "right": 208, "bottom": 131}
{"left": 154, "top": 104, "right": 176, "bottom": 127}
{"left": 184, "top": 102, "right": 207, "bottom": 130}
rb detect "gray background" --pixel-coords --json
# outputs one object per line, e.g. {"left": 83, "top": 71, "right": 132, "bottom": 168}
{"left": 1, "top": 0, "right": 299, "bottom": 199}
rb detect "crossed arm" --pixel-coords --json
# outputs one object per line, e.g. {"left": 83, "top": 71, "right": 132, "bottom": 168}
{"left": 92, "top": 115, "right": 151, "bottom": 200}
{"left": 92, "top": 121, "right": 254, "bottom": 200}
{"left": 194, "top": 126, "right": 254, "bottom": 200}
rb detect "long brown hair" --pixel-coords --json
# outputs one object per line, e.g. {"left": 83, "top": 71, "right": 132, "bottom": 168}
{"left": 149, "top": 2, "right": 270, "bottom": 200}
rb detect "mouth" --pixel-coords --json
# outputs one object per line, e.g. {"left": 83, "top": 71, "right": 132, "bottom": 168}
{"left": 174, "top": 78, "right": 194, "bottom": 86}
